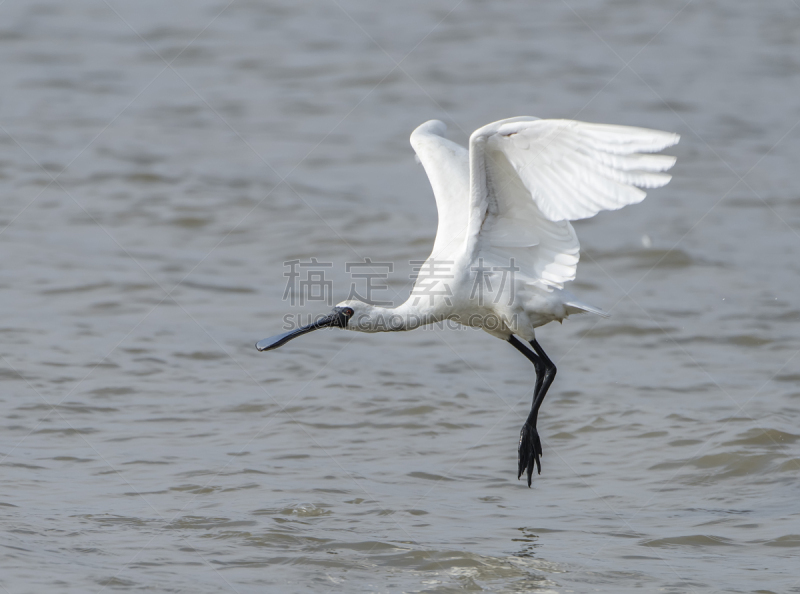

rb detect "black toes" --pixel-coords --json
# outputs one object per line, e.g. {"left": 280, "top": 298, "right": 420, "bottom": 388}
{"left": 518, "top": 422, "right": 543, "bottom": 487}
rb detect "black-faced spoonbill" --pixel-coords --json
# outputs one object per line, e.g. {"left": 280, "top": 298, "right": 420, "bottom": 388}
{"left": 257, "top": 117, "right": 679, "bottom": 486}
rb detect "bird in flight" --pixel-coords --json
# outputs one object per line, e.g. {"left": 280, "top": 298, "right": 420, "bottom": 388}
{"left": 257, "top": 117, "right": 679, "bottom": 486}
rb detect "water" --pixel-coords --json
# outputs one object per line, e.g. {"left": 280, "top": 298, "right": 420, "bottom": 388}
{"left": 1, "top": 1, "right": 799, "bottom": 592}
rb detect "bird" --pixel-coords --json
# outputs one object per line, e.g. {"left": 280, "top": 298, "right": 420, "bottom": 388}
{"left": 256, "top": 116, "right": 679, "bottom": 486}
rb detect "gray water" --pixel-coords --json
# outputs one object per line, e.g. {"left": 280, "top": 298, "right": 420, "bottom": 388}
{"left": 1, "top": 1, "right": 800, "bottom": 592}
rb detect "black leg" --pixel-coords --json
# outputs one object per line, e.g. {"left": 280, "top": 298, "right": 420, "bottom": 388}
{"left": 529, "top": 339, "right": 557, "bottom": 422}
{"left": 508, "top": 335, "right": 557, "bottom": 487}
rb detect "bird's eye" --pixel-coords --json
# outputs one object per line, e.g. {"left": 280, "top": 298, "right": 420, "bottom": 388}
{"left": 343, "top": 307, "right": 354, "bottom": 317}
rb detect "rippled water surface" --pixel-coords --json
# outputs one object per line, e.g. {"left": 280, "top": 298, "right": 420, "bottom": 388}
{"left": 2, "top": 1, "right": 800, "bottom": 592}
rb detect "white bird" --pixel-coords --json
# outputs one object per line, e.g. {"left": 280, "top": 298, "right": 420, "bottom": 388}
{"left": 257, "top": 116, "right": 679, "bottom": 486}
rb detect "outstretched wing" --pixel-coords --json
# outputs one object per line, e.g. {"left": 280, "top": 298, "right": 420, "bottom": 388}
{"left": 466, "top": 117, "right": 679, "bottom": 289}
{"left": 410, "top": 120, "right": 470, "bottom": 259}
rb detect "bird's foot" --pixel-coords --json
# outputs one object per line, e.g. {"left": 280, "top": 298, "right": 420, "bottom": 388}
{"left": 518, "top": 421, "right": 542, "bottom": 487}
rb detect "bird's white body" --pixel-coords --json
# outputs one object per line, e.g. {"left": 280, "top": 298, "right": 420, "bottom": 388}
{"left": 338, "top": 117, "right": 679, "bottom": 341}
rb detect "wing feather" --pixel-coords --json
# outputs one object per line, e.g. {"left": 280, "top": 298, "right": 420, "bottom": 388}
{"left": 467, "top": 117, "right": 679, "bottom": 289}
{"left": 410, "top": 120, "right": 470, "bottom": 259}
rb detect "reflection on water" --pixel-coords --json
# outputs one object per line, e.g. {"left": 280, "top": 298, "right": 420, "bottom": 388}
{"left": 1, "top": 0, "right": 800, "bottom": 592}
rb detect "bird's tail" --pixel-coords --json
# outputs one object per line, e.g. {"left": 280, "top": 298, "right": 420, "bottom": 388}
{"left": 564, "top": 299, "right": 611, "bottom": 319}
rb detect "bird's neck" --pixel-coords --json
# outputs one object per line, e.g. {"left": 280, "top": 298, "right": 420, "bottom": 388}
{"left": 350, "top": 300, "right": 441, "bottom": 333}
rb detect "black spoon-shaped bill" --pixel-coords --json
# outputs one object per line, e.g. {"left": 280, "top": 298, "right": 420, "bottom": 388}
{"left": 255, "top": 307, "right": 353, "bottom": 352}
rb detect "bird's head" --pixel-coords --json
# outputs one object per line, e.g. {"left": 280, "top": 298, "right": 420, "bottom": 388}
{"left": 255, "top": 305, "right": 355, "bottom": 352}
{"left": 332, "top": 300, "right": 408, "bottom": 333}
{"left": 333, "top": 299, "right": 374, "bottom": 325}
